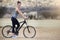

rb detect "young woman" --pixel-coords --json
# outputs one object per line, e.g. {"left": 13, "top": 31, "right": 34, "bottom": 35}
{"left": 11, "top": 1, "right": 27, "bottom": 38}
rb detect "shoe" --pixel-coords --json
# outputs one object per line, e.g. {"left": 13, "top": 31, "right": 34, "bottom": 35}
{"left": 12, "top": 35, "right": 18, "bottom": 38}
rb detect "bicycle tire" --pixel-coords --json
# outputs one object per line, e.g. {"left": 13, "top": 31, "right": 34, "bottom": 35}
{"left": 23, "top": 26, "right": 36, "bottom": 38}
{"left": 2, "top": 25, "right": 12, "bottom": 38}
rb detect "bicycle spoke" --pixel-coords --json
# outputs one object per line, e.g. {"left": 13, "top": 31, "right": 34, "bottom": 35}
{"left": 23, "top": 26, "right": 36, "bottom": 38}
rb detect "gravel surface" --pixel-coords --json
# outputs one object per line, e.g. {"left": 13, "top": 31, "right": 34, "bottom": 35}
{"left": 0, "top": 27, "right": 60, "bottom": 40}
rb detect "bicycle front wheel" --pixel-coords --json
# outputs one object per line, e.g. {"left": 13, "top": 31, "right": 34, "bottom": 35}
{"left": 23, "top": 26, "right": 36, "bottom": 38}
{"left": 2, "top": 25, "right": 12, "bottom": 38}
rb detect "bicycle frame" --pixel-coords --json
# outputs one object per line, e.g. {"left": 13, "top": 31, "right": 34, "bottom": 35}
{"left": 17, "top": 20, "right": 28, "bottom": 31}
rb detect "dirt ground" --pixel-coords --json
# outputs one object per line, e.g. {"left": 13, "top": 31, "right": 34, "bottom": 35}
{"left": 0, "top": 27, "right": 60, "bottom": 40}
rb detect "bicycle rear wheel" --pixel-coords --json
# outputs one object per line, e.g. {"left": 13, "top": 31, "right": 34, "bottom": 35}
{"left": 23, "top": 26, "right": 36, "bottom": 38}
{"left": 2, "top": 25, "right": 12, "bottom": 38}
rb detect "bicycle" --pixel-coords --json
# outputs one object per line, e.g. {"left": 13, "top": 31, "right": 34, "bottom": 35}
{"left": 2, "top": 19, "right": 36, "bottom": 38}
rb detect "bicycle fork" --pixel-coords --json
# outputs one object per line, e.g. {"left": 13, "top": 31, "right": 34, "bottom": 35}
{"left": 25, "top": 23, "right": 30, "bottom": 33}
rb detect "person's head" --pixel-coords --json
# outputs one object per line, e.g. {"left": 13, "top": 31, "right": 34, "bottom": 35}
{"left": 17, "top": 1, "right": 21, "bottom": 7}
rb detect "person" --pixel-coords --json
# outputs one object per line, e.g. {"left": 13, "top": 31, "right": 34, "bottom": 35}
{"left": 11, "top": 1, "right": 27, "bottom": 38}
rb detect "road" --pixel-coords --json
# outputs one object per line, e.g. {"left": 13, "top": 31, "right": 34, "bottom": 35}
{"left": 0, "top": 27, "right": 60, "bottom": 40}
{"left": 0, "top": 18, "right": 60, "bottom": 40}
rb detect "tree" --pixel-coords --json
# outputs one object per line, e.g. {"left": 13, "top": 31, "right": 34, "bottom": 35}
{"left": 0, "top": 7, "right": 7, "bottom": 18}
{"left": 0, "top": 0, "right": 2, "bottom": 2}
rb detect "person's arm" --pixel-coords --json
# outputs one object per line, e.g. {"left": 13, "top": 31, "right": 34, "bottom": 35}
{"left": 16, "top": 7, "right": 26, "bottom": 19}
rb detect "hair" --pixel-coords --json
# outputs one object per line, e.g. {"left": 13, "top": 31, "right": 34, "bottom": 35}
{"left": 17, "top": 1, "right": 21, "bottom": 4}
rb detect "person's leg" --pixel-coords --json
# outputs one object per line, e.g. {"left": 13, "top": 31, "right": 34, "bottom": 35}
{"left": 11, "top": 17, "right": 18, "bottom": 38}
{"left": 16, "top": 23, "right": 20, "bottom": 35}
{"left": 15, "top": 19, "right": 20, "bottom": 35}
{"left": 11, "top": 17, "right": 20, "bottom": 35}
{"left": 12, "top": 22, "right": 15, "bottom": 33}
{"left": 11, "top": 17, "right": 16, "bottom": 34}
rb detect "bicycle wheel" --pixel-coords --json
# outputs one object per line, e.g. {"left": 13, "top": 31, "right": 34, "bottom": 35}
{"left": 23, "top": 26, "right": 36, "bottom": 38}
{"left": 2, "top": 25, "right": 12, "bottom": 38}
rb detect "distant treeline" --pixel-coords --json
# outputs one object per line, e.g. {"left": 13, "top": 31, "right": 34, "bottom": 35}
{"left": 0, "top": 6, "right": 7, "bottom": 18}
{"left": 0, "top": 6, "right": 60, "bottom": 20}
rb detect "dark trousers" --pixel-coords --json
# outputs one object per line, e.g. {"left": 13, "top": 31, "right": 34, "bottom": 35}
{"left": 11, "top": 17, "right": 20, "bottom": 35}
